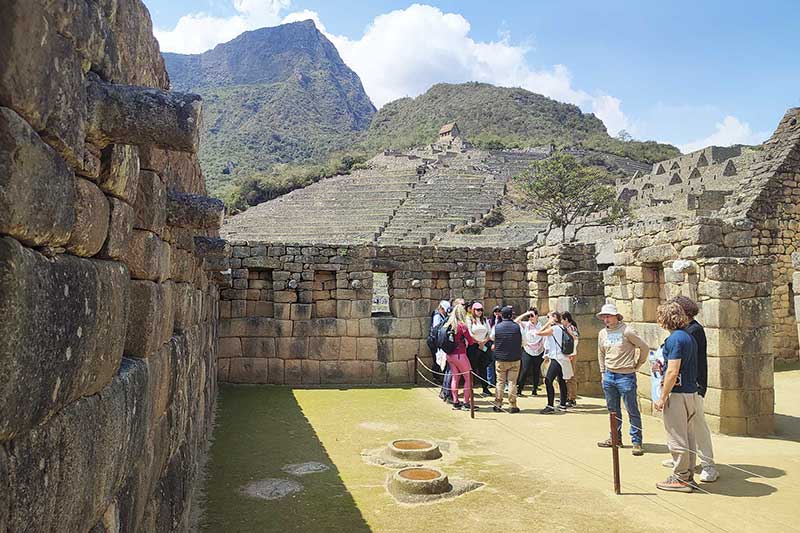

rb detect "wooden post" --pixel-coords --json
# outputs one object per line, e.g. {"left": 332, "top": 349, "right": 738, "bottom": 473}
{"left": 414, "top": 356, "right": 418, "bottom": 385}
{"left": 470, "top": 390, "right": 475, "bottom": 419}
{"left": 610, "top": 411, "right": 621, "bottom": 494}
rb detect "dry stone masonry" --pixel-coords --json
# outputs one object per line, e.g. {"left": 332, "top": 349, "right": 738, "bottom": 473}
{"left": 1, "top": 1, "right": 225, "bottom": 530}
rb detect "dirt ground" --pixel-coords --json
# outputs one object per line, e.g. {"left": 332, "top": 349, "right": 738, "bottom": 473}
{"left": 201, "top": 367, "right": 800, "bottom": 532}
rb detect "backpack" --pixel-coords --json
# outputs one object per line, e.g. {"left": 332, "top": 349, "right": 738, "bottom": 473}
{"left": 560, "top": 328, "right": 575, "bottom": 355}
{"left": 427, "top": 312, "right": 444, "bottom": 354}
{"left": 437, "top": 324, "right": 457, "bottom": 353}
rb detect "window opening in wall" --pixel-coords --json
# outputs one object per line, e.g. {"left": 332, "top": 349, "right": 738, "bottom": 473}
{"left": 431, "top": 271, "right": 450, "bottom": 309}
{"left": 485, "top": 271, "right": 504, "bottom": 310}
{"left": 372, "top": 272, "right": 392, "bottom": 316}
{"left": 641, "top": 264, "right": 665, "bottom": 322}
{"left": 246, "top": 268, "right": 274, "bottom": 317}
{"left": 313, "top": 270, "right": 337, "bottom": 318}
{"left": 535, "top": 271, "right": 549, "bottom": 314}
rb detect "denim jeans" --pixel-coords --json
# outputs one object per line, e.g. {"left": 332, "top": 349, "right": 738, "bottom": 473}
{"left": 602, "top": 370, "right": 643, "bottom": 444}
{"left": 485, "top": 351, "right": 496, "bottom": 385}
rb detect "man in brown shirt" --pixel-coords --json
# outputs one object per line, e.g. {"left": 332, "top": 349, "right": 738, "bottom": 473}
{"left": 596, "top": 303, "right": 650, "bottom": 456}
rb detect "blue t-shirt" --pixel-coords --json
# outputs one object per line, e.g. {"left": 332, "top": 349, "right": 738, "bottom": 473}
{"left": 661, "top": 329, "right": 697, "bottom": 394}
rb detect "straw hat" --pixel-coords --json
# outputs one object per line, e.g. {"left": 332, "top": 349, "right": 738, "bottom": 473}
{"left": 596, "top": 303, "right": 623, "bottom": 320}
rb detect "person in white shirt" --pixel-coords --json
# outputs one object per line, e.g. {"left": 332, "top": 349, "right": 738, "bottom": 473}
{"left": 537, "top": 311, "right": 574, "bottom": 413}
{"left": 514, "top": 307, "right": 544, "bottom": 396}
{"left": 467, "top": 302, "right": 493, "bottom": 395}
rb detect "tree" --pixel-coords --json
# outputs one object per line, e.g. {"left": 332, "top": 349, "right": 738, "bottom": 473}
{"left": 616, "top": 129, "right": 632, "bottom": 142}
{"left": 514, "top": 153, "right": 631, "bottom": 242}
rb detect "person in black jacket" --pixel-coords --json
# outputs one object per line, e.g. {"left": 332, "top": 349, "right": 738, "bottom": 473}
{"left": 668, "top": 296, "right": 719, "bottom": 483}
{"left": 489, "top": 306, "right": 523, "bottom": 413}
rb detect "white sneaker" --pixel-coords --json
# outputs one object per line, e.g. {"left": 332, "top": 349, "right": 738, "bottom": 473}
{"left": 699, "top": 466, "right": 719, "bottom": 482}
{"left": 661, "top": 459, "right": 674, "bottom": 468}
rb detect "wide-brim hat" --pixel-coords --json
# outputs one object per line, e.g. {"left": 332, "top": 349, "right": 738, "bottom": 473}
{"left": 596, "top": 303, "right": 623, "bottom": 320}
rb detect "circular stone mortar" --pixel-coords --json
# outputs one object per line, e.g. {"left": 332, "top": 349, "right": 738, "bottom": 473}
{"left": 388, "top": 439, "right": 442, "bottom": 461}
{"left": 390, "top": 467, "right": 450, "bottom": 495}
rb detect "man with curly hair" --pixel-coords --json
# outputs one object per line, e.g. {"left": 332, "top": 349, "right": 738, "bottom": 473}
{"left": 654, "top": 301, "right": 698, "bottom": 493}
{"left": 665, "top": 296, "right": 719, "bottom": 483}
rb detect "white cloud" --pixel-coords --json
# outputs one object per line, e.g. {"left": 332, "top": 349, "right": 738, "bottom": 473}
{"left": 281, "top": 9, "right": 326, "bottom": 31}
{"left": 678, "top": 115, "right": 768, "bottom": 153}
{"left": 285, "top": 4, "right": 631, "bottom": 134}
{"left": 154, "top": 0, "right": 290, "bottom": 54}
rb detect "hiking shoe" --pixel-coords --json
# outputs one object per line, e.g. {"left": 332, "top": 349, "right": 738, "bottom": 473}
{"left": 699, "top": 467, "right": 719, "bottom": 482}
{"left": 557, "top": 404, "right": 569, "bottom": 412}
{"left": 662, "top": 459, "right": 675, "bottom": 468}
{"left": 509, "top": 407, "right": 520, "bottom": 414}
{"left": 567, "top": 400, "right": 577, "bottom": 407}
{"left": 656, "top": 475, "right": 693, "bottom": 493}
{"left": 632, "top": 444, "right": 644, "bottom": 456}
{"left": 492, "top": 405, "right": 503, "bottom": 413}
{"left": 597, "top": 438, "right": 614, "bottom": 448}
{"left": 540, "top": 406, "right": 555, "bottom": 414}
{"left": 532, "top": 389, "right": 539, "bottom": 396}
{"left": 482, "top": 388, "right": 492, "bottom": 395}
{"left": 452, "top": 402, "right": 463, "bottom": 410}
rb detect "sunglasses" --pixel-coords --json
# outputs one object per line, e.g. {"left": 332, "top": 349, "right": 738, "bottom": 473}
{"left": 474, "top": 308, "right": 483, "bottom": 312}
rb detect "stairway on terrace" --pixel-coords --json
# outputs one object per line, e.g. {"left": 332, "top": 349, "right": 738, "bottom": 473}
{"left": 221, "top": 168, "right": 422, "bottom": 244}
{"left": 376, "top": 170, "right": 508, "bottom": 246}
{"left": 435, "top": 219, "right": 548, "bottom": 248}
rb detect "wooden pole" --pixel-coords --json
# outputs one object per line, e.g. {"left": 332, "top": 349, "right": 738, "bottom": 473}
{"left": 470, "top": 388, "right": 475, "bottom": 419}
{"left": 610, "top": 411, "right": 621, "bottom": 494}
{"left": 413, "top": 356, "right": 418, "bottom": 386}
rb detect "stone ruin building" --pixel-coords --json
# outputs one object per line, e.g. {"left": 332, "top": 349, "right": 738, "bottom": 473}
{"left": 2, "top": 1, "right": 800, "bottom": 530}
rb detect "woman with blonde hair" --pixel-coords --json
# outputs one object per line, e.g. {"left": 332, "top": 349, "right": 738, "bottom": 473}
{"left": 654, "top": 302, "right": 698, "bottom": 493}
{"left": 443, "top": 304, "right": 476, "bottom": 410}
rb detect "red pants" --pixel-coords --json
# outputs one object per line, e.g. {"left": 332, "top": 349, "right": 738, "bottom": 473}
{"left": 447, "top": 353, "right": 472, "bottom": 404}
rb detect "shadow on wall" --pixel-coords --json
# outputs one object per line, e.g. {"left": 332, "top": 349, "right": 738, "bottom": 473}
{"left": 202, "top": 385, "right": 370, "bottom": 532}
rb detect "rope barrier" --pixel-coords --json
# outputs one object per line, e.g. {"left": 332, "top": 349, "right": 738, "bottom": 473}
{"left": 414, "top": 366, "right": 728, "bottom": 532}
{"left": 414, "top": 357, "right": 800, "bottom": 532}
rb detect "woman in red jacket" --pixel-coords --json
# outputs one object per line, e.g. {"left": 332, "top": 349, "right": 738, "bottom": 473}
{"left": 444, "top": 304, "right": 476, "bottom": 410}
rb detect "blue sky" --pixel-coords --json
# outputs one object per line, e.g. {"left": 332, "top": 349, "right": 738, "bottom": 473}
{"left": 143, "top": 0, "right": 800, "bottom": 152}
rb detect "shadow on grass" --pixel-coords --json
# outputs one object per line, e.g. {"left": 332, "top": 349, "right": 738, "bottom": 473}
{"left": 201, "top": 385, "right": 370, "bottom": 532}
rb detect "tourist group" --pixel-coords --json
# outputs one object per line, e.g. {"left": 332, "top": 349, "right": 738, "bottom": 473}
{"left": 427, "top": 296, "right": 717, "bottom": 493}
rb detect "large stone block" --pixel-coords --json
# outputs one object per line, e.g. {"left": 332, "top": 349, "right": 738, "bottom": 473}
{"left": 387, "top": 361, "right": 411, "bottom": 383}
{"left": 6, "top": 358, "right": 150, "bottom": 532}
{"left": 308, "top": 337, "right": 341, "bottom": 360}
{"left": 133, "top": 170, "right": 166, "bottom": 234}
{"left": 99, "top": 144, "right": 140, "bottom": 203}
{"left": 228, "top": 358, "right": 267, "bottom": 384}
{"left": 358, "top": 317, "right": 413, "bottom": 338}
{"left": 392, "top": 339, "right": 419, "bottom": 362}
{"left": 705, "top": 327, "right": 770, "bottom": 357}
{"left": 277, "top": 337, "right": 308, "bottom": 359}
{"left": 284, "top": 360, "right": 302, "bottom": 384}
{"left": 85, "top": 73, "right": 202, "bottom": 152}
{"left": 301, "top": 360, "right": 321, "bottom": 384}
{"left": 293, "top": 318, "right": 347, "bottom": 338}
{"left": 122, "top": 230, "right": 170, "bottom": 281}
{"left": 166, "top": 189, "right": 224, "bottom": 230}
{"left": 320, "top": 361, "right": 369, "bottom": 384}
{"left": 0, "top": 107, "right": 76, "bottom": 247}
{"left": 219, "top": 317, "right": 292, "bottom": 337}
{"left": 65, "top": 177, "right": 110, "bottom": 257}
{"left": 218, "top": 337, "right": 242, "bottom": 359}
{"left": 0, "top": 3, "right": 85, "bottom": 166}
{"left": 125, "top": 280, "right": 170, "bottom": 359}
{"left": 0, "top": 238, "right": 128, "bottom": 439}
{"left": 267, "top": 359, "right": 284, "bottom": 384}
{"left": 241, "top": 338, "right": 276, "bottom": 359}
{"left": 98, "top": 197, "right": 135, "bottom": 260}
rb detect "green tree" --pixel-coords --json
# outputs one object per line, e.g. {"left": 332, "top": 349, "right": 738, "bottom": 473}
{"left": 514, "top": 153, "right": 631, "bottom": 242}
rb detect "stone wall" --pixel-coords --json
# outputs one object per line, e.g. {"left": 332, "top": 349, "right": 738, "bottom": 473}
{"left": 1, "top": 2, "right": 222, "bottom": 531}
{"left": 604, "top": 218, "right": 774, "bottom": 436}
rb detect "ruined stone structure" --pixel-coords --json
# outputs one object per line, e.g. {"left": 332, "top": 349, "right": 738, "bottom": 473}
{"left": 1, "top": 1, "right": 226, "bottom": 530}
{"left": 220, "top": 110, "right": 800, "bottom": 437}
{"left": 216, "top": 241, "right": 606, "bottom": 397}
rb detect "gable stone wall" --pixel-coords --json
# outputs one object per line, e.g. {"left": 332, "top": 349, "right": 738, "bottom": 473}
{"left": 0, "top": 2, "right": 223, "bottom": 531}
